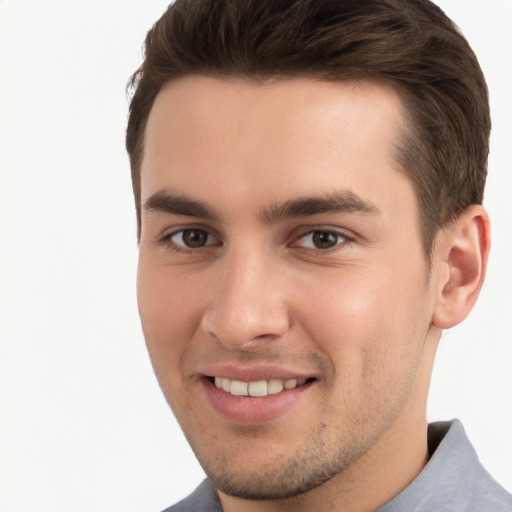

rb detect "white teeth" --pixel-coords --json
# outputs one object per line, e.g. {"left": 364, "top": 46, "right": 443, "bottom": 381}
{"left": 222, "top": 378, "right": 231, "bottom": 392}
{"left": 213, "top": 377, "right": 309, "bottom": 397}
{"left": 267, "top": 379, "right": 284, "bottom": 395}
{"left": 284, "top": 379, "right": 297, "bottom": 389}
{"left": 248, "top": 380, "right": 267, "bottom": 397}
{"left": 230, "top": 380, "right": 248, "bottom": 396}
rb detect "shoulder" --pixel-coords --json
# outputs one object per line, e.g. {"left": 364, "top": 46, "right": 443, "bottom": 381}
{"left": 380, "top": 420, "right": 512, "bottom": 511}
{"left": 160, "top": 479, "right": 222, "bottom": 512}
{"left": 429, "top": 420, "right": 511, "bottom": 511}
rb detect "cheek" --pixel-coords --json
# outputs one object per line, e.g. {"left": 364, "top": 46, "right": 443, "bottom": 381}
{"left": 294, "top": 267, "right": 432, "bottom": 427}
{"left": 295, "top": 263, "right": 431, "bottom": 372}
{"left": 136, "top": 259, "right": 206, "bottom": 377}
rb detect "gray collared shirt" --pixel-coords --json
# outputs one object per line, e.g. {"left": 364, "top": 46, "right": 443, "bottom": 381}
{"left": 163, "top": 420, "right": 512, "bottom": 511}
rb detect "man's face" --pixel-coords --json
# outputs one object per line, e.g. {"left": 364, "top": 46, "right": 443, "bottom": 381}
{"left": 137, "top": 77, "right": 441, "bottom": 500}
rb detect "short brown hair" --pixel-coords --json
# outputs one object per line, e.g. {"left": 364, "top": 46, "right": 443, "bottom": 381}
{"left": 126, "top": 0, "right": 490, "bottom": 254}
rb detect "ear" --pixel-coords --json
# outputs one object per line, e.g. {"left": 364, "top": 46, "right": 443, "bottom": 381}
{"left": 432, "top": 205, "right": 490, "bottom": 329}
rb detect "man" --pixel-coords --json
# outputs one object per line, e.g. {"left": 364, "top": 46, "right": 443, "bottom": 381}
{"left": 125, "top": 0, "right": 512, "bottom": 510}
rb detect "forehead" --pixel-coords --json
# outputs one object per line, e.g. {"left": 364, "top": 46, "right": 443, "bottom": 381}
{"left": 141, "top": 76, "right": 411, "bottom": 216}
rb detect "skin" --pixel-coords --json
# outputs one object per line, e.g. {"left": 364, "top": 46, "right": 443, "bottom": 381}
{"left": 137, "top": 76, "right": 489, "bottom": 512}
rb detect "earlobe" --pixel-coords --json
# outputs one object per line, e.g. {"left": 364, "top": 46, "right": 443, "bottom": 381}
{"left": 432, "top": 205, "right": 490, "bottom": 330}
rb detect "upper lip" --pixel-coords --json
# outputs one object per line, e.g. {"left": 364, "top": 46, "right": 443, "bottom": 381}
{"left": 197, "top": 363, "right": 316, "bottom": 383}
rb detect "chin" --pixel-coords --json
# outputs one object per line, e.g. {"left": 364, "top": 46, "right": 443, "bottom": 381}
{"left": 194, "top": 434, "right": 365, "bottom": 502}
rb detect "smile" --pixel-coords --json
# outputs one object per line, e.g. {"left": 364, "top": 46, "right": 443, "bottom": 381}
{"left": 202, "top": 373, "right": 316, "bottom": 424}
{"left": 211, "top": 377, "right": 310, "bottom": 397}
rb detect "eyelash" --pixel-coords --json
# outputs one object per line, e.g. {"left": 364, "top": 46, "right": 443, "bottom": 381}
{"left": 158, "top": 227, "right": 221, "bottom": 253}
{"left": 290, "top": 227, "right": 355, "bottom": 252}
{"left": 157, "top": 226, "right": 355, "bottom": 254}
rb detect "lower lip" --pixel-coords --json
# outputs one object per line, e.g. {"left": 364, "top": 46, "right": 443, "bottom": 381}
{"left": 202, "top": 378, "right": 313, "bottom": 425}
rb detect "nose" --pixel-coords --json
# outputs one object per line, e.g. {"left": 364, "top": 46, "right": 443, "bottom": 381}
{"left": 200, "top": 251, "right": 291, "bottom": 349}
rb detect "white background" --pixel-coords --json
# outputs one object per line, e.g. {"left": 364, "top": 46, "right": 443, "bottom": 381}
{"left": 0, "top": 1, "right": 510, "bottom": 510}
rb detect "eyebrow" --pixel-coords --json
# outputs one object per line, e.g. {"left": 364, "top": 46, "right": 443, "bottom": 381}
{"left": 144, "top": 191, "right": 220, "bottom": 220}
{"left": 260, "top": 191, "right": 381, "bottom": 223}
{"left": 143, "top": 189, "right": 381, "bottom": 223}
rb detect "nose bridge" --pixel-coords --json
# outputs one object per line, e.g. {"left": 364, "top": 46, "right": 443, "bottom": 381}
{"left": 201, "top": 245, "right": 290, "bottom": 348}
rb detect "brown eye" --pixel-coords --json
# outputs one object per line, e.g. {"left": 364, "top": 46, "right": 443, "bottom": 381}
{"left": 294, "top": 230, "right": 348, "bottom": 250}
{"left": 171, "top": 229, "right": 216, "bottom": 248}
{"left": 312, "top": 231, "right": 338, "bottom": 249}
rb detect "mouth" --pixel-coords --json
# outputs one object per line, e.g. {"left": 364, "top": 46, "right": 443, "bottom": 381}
{"left": 206, "top": 376, "right": 316, "bottom": 397}
{"left": 200, "top": 366, "right": 318, "bottom": 424}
